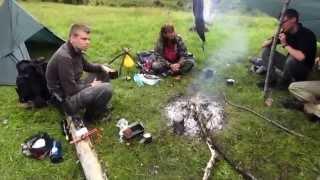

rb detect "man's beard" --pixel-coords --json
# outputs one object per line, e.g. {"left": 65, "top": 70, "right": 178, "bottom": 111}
{"left": 164, "top": 37, "right": 176, "bottom": 44}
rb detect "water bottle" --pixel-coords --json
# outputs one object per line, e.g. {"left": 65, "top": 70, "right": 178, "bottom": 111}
{"left": 49, "top": 140, "right": 63, "bottom": 163}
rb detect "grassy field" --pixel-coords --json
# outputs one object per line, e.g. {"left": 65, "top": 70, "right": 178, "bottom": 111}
{"left": 0, "top": 1, "right": 320, "bottom": 180}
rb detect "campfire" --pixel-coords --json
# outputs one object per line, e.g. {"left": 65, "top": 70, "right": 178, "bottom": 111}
{"left": 165, "top": 93, "right": 225, "bottom": 137}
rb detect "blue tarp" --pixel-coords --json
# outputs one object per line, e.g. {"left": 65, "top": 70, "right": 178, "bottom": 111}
{"left": 241, "top": 0, "right": 320, "bottom": 40}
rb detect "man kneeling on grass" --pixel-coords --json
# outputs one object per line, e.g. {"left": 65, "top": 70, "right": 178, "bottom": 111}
{"left": 283, "top": 71, "right": 320, "bottom": 122}
{"left": 152, "top": 23, "right": 195, "bottom": 76}
{"left": 46, "top": 23, "right": 115, "bottom": 122}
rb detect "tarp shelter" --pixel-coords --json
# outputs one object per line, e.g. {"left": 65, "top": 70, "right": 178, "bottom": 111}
{"left": 241, "top": 0, "right": 320, "bottom": 40}
{"left": 0, "top": 0, "right": 64, "bottom": 85}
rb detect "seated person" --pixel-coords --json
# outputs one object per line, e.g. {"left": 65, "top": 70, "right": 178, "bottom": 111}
{"left": 283, "top": 80, "right": 320, "bottom": 122}
{"left": 282, "top": 57, "right": 320, "bottom": 121}
{"left": 255, "top": 9, "right": 317, "bottom": 89}
{"left": 46, "top": 23, "right": 114, "bottom": 122}
{"left": 152, "top": 23, "right": 195, "bottom": 75}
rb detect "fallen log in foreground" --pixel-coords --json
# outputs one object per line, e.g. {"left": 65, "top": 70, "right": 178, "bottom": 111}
{"left": 66, "top": 116, "right": 107, "bottom": 180}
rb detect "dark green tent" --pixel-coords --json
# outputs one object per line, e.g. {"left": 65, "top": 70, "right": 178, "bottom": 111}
{"left": 241, "top": 0, "right": 320, "bottom": 40}
{"left": 0, "top": 0, "right": 64, "bottom": 85}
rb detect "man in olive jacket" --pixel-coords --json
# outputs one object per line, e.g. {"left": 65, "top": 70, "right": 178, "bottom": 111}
{"left": 46, "top": 24, "right": 113, "bottom": 122}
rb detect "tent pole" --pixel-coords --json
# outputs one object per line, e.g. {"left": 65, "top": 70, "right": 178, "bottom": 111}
{"left": 263, "top": 0, "right": 291, "bottom": 99}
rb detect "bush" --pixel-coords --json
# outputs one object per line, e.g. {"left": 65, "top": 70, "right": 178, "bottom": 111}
{"left": 21, "top": 0, "right": 192, "bottom": 9}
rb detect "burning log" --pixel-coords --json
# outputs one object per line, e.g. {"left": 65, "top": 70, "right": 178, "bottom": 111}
{"left": 173, "top": 119, "right": 185, "bottom": 135}
{"left": 66, "top": 116, "right": 107, "bottom": 180}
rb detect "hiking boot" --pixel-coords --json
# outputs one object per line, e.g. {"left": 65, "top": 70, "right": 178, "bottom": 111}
{"left": 281, "top": 98, "right": 304, "bottom": 111}
{"left": 72, "top": 116, "right": 85, "bottom": 129}
{"left": 18, "top": 101, "right": 34, "bottom": 109}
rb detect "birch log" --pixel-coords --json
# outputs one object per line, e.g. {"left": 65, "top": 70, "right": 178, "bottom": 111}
{"left": 66, "top": 116, "right": 107, "bottom": 180}
{"left": 202, "top": 140, "right": 217, "bottom": 180}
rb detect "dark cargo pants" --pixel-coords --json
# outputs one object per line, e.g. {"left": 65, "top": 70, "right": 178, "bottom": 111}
{"left": 66, "top": 72, "right": 112, "bottom": 121}
{"left": 261, "top": 47, "right": 311, "bottom": 85}
{"left": 152, "top": 56, "right": 195, "bottom": 75}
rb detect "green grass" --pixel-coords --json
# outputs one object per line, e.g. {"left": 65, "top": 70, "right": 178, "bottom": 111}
{"left": 0, "top": 1, "right": 320, "bottom": 180}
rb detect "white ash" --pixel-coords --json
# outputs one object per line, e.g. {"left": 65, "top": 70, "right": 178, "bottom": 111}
{"left": 165, "top": 94, "right": 224, "bottom": 137}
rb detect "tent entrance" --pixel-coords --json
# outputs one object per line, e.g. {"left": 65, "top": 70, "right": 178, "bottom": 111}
{"left": 25, "top": 28, "right": 63, "bottom": 60}
{"left": 25, "top": 40, "right": 60, "bottom": 60}
{"left": 0, "top": 0, "right": 64, "bottom": 85}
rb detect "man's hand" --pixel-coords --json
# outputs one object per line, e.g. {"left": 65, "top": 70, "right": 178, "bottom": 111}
{"left": 262, "top": 39, "right": 272, "bottom": 48}
{"left": 101, "top": 64, "right": 118, "bottom": 79}
{"left": 316, "top": 57, "right": 320, "bottom": 64}
{"left": 101, "top": 65, "right": 116, "bottom": 73}
{"left": 170, "top": 63, "right": 181, "bottom": 72}
{"left": 279, "top": 33, "right": 287, "bottom": 46}
{"left": 91, "top": 78, "right": 102, "bottom": 87}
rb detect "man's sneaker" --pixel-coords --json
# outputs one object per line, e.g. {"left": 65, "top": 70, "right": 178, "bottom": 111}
{"left": 255, "top": 66, "right": 266, "bottom": 75}
{"left": 250, "top": 57, "right": 263, "bottom": 66}
{"left": 250, "top": 65, "right": 257, "bottom": 73}
{"left": 281, "top": 98, "right": 304, "bottom": 111}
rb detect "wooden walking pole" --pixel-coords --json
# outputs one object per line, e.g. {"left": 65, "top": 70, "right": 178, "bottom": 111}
{"left": 263, "top": 0, "right": 292, "bottom": 99}
{"left": 66, "top": 116, "right": 107, "bottom": 180}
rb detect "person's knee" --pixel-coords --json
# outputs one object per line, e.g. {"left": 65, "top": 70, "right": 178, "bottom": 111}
{"left": 288, "top": 81, "right": 306, "bottom": 95}
{"left": 92, "top": 83, "right": 112, "bottom": 98}
{"left": 90, "top": 83, "right": 112, "bottom": 108}
{"left": 262, "top": 47, "right": 271, "bottom": 53}
{"left": 100, "top": 83, "right": 112, "bottom": 97}
{"left": 261, "top": 47, "right": 271, "bottom": 57}
{"left": 180, "top": 59, "right": 194, "bottom": 73}
{"left": 152, "top": 61, "right": 166, "bottom": 73}
{"left": 286, "top": 57, "right": 309, "bottom": 81}
{"left": 261, "top": 47, "right": 272, "bottom": 66}
{"left": 286, "top": 56, "right": 298, "bottom": 67}
{"left": 288, "top": 82, "right": 298, "bottom": 94}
